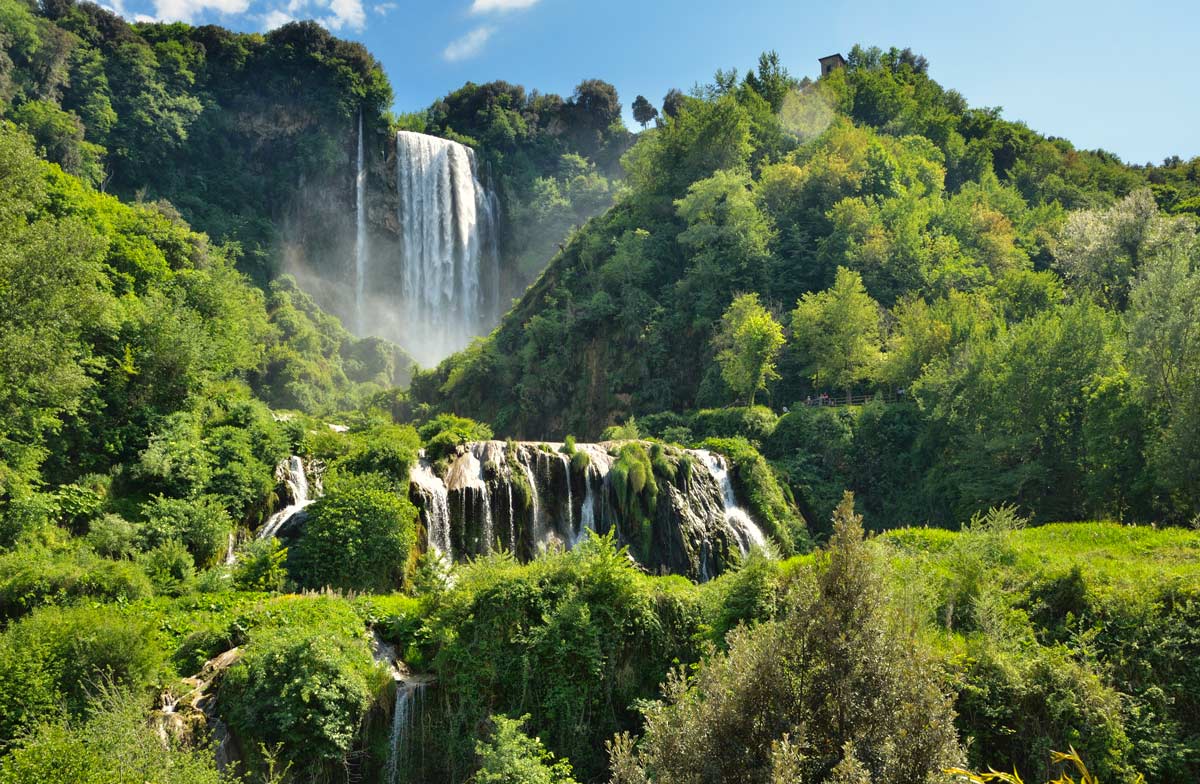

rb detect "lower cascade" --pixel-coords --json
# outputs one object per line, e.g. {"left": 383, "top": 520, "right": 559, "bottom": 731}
{"left": 258, "top": 456, "right": 322, "bottom": 541}
{"left": 407, "top": 441, "right": 768, "bottom": 580}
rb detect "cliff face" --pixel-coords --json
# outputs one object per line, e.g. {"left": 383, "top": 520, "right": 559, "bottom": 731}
{"left": 408, "top": 441, "right": 767, "bottom": 580}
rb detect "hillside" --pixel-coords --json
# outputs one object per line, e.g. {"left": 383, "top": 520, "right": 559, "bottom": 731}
{"left": 1, "top": 13, "right": 1200, "bottom": 784}
{"left": 413, "top": 46, "right": 1200, "bottom": 529}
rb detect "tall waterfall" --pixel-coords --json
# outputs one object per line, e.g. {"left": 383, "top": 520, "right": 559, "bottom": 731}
{"left": 393, "top": 131, "right": 499, "bottom": 366}
{"left": 354, "top": 110, "right": 368, "bottom": 333}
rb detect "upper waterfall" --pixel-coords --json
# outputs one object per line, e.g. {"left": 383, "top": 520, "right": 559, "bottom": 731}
{"left": 390, "top": 131, "right": 499, "bottom": 367}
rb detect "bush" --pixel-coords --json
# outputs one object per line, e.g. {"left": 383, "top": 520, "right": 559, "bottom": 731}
{"left": 690, "top": 406, "right": 779, "bottom": 443}
{"left": 288, "top": 476, "right": 417, "bottom": 592}
{"left": 139, "top": 540, "right": 195, "bottom": 595}
{"left": 2, "top": 605, "right": 165, "bottom": 719}
{"left": 332, "top": 424, "right": 421, "bottom": 490}
{"left": 474, "top": 714, "right": 579, "bottom": 784}
{"left": 232, "top": 537, "right": 288, "bottom": 592}
{"left": 138, "top": 496, "right": 232, "bottom": 568}
{"left": 609, "top": 444, "right": 658, "bottom": 561}
{"left": 419, "top": 414, "right": 494, "bottom": 461}
{"left": 85, "top": 514, "right": 141, "bottom": 559}
{"left": 219, "top": 623, "right": 380, "bottom": 778}
{"left": 0, "top": 689, "right": 222, "bottom": 784}
{"left": 0, "top": 545, "right": 152, "bottom": 621}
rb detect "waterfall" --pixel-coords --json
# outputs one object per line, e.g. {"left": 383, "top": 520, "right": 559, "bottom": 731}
{"left": 383, "top": 681, "right": 427, "bottom": 784}
{"left": 258, "top": 456, "right": 315, "bottom": 541}
{"left": 519, "top": 457, "right": 542, "bottom": 545}
{"left": 699, "top": 451, "right": 767, "bottom": 556}
{"left": 411, "top": 460, "right": 452, "bottom": 558}
{"left": 561, "top": 454, "right": 574, "bottom": 541}
{"left": 355, "top": 109, "right": 368, "bottom": 333}
{"left": 393, "top": 131, "right": 499, "bottom": 366}
{"left": 506, "top": 482, "right": 516, "bottom": 554}
{"left": 575, "top": 468, "right": 596, "bottom": 547}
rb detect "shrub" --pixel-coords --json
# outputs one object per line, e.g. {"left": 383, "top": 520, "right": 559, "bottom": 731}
{"left": 232, "top": 537, "right": 288, "bottom": 592}
{"left": 609, "top": 444, "right": 658, "bottom": 561}
{"left": 332, "top": 424, "right": 421, "bottom": 489}
{"left": 140, "top": 540, "right": 195, "bottom": 595}
{"left": 2, "top": 604, "right": 165, "bottom": 717}
{"left": 288, "top": 476, "right": 417, "bottom": 592}
{"left": 219, "top": 624, "right": 380, "bottom": 778}
{"left": 690, "top": 405, "right": 779, "bottom": 443}
{"left": 474, "top": 714, "right": 580, "bottom": 784}
{"left": 0, "top": 688, "right": 222, "bottom": 784}
{"left": 85, "top": 514, "right": 141, "bottom": 559}
{"left": 0, "top": 545, "right": 152, "bottom": 622}
{"left": 138, "top": 496, "right": 232, "bottom": 568}
{"left": 419, "top": 414, "right": 494, "bottom": 461}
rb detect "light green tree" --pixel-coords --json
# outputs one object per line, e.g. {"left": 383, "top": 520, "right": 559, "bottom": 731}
{"left": 474, "top": 714, "right": 579, "bottom": 784}
{"left": 791, "top": 267, "right": 883, "bottom": 397}
{"left": 713, "top": 293, "right": 786, "bottom": 405}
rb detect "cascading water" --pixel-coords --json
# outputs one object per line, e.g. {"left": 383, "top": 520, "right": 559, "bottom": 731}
{"left": 354, "top": 109, "right": 367, "bottom": 333}
{"left": 411, "top": 460, "right": 452, "bottom": 558}
{"left": 700, "top": 450, "right": 768, "bottom": 556}
{"left": 383, "top": 681, "right": 427, "bottom": 784}
{"left": 258, "top": 456, "right": 315, "bottom": 541}
{"left": 407, "top": 441, "right": 773, "bottom": 581}
{"left": 391, "top": 131, "right": 499, "bottom": 366}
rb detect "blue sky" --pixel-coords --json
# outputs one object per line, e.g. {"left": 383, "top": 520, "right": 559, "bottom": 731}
{"left": 112, "top": 0, "right": 1198, "bottom": 164}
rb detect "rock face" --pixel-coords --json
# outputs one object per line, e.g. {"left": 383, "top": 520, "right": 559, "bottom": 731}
{"left": 408, "top": 441, "right": 767, "bottom": 580}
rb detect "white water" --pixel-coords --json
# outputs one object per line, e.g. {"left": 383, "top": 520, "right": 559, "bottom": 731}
{"left": 506, "top": 482, "right": 515, "bottom": 554}
{"left": 411, "top": 460, "right": 452, "bottom": 558}
{"left": 575, "top": 468, "right": 596, "bottom": 547}
{"left": 384, "top": 681, "right": 427, "bottom": 784}
{"left": 258, "top": 456, "right": 315, "bottom": 541}
{"left": 393, "top": 131, "right": 499, "bottom": 366}
{"left": 518, "top": 457, "right": 542, "bottom": 544}
{"left": 355, "top": 110, "right": 368, "bottom": 332}
{"left": 699, "top": 451, "right": 767, "bottom": 556}
{"left": 561, "top": 454, "right": 574, "bottom": 540}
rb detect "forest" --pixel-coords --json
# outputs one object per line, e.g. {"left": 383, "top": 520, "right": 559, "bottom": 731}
{"left": 1, "top": 1, "right": 1199, "bottom": 782}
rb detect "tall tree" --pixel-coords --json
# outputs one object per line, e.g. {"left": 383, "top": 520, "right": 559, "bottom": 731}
{"left": 631, "top": 95, "right": 658, "bottom": 129}
{"left": 791, "top": 267, "right": 882, "bottom": 396}
{"left": 713, "top": 293, "right": 786, "bottom": 406}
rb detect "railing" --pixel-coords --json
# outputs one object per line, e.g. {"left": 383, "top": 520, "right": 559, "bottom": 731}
{"left": 793, "top": 390, "right": 907, "bottom": 409}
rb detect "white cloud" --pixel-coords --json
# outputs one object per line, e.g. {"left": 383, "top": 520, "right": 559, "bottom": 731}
{"left": 373, "top": 1, "right": 396, "bottom": 14}
{"left": 443, "top": 25, "right": 494, "bottom": 61}
{"left": 319, "top": 0, "right": 365, "bottom": 30}
{"left": 261, "top": 8, "right": 293, "bottom": 28}
{"left": 152, "top": 0, "right": 250, "bottom": 22}
{"left": 470, "top": 0, "right": 539, "bottom": 12}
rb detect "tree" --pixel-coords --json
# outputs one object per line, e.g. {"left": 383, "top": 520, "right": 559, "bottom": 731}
{"left": 1126, "top": 233, "right": 1200, "bottom": 518}
{"left": 288, "top": 475, "right": 417, "bottom": 591}
{"left": 662, "top": 88, "right": 686, "bottom": 118}
{"left": 608, "top": 493, "right": 961, "bottom": 783}
{"left": 791, "top": 267, "right": 882, "bottom": 396}
{"left": 713, "top": 294, "right": 786, "bottom": 405}
{"left": 474, "top": 714, "right": 579, "bottom": 784}
{"left": 630, "top": 95, "right": 658, "bottom": 129}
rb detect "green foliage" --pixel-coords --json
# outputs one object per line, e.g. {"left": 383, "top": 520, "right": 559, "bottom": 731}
{"left": 609, "top": 494, "right": 961, "bottom": 783}
{"left": 138, "top": 495, "right": 231, "bottom": 569}
{"left": 232, "top": 536, "right": 287, "bottom": 592}
{"left": 474, "top": 714, "right": 580, "bottom": 784}
{"left": 219, "top": 619, "right": 380, "bottom": 779}
{"left": 288, "top": 474, "right": 417, "bottom": 592}
{"left": 419, "top": 413, "right": 494, "bottom": 461}
{"left": 609, "top": 444, "right": 658, "bottom": 560}
{"left": 713, "top": 293, "right": 786, "bottom": 405}
{"left": 423, "top": 535, "right": 704, "bottom": 782}
{"left": 0, "top": 544, "right": 152, "bottom": 621}
{"left": 791, "top": 266, "right": 883, "bottom": 394}
{"left": 0, "top": 689, "right": 223, "bottom": 784}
